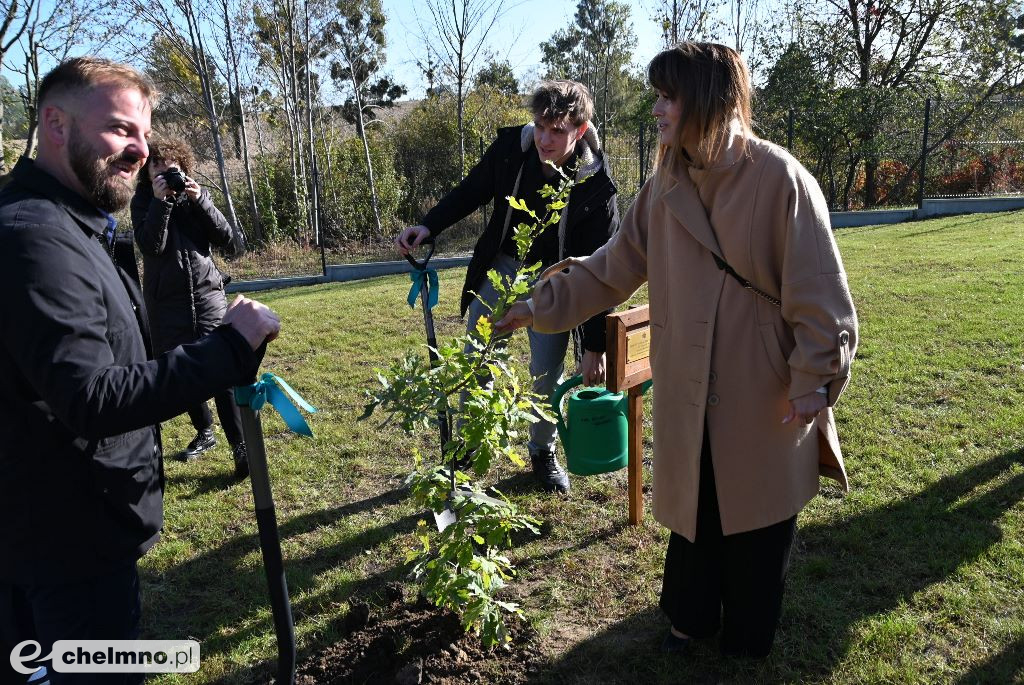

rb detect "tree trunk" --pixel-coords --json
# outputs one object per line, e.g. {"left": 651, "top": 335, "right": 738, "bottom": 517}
{"left": 222, "top": 0, "right": 262, "bottom": 242}
{"left": 303, "top": 0, "right": 319, "bottom": 246}
{"left": 284, "top": 0, "right": 311, "bottom": 244}
{"left": 456, "top": 19, "right": 466, "bottom": 176}
{"left": 184, "top": 0, "right": 240, "bottom": 232}
{"left": 272, "top": 11, "right": 304, "bottom": 240}
{"left": 350, "top": 66, "right": 383, "bottom": 238}
{"left": 316, "top": 106, "right": 340, "bottom": 209}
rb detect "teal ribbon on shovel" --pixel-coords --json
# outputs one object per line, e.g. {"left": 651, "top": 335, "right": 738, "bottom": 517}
{"left": 408, "top": 268, "right": 439, "bottom": 310}
{"left": 234, "top": 373, "right": 318, "bottom": 437}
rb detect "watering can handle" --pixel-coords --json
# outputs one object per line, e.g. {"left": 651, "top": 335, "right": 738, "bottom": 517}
{"left": 551, "top": 374, "right": 583, "bottom": 441}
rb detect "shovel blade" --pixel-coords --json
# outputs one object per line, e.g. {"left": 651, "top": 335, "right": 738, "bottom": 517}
{"left": 432, "top": 506, "right": 457, "bottom": 532}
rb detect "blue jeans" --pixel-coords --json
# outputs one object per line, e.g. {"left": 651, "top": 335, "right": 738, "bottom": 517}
{"left": 1, "top": 561, "right": 143, "bottom": 685}
{"left": 462, "top": 253, "right": 569, "bottom": 454}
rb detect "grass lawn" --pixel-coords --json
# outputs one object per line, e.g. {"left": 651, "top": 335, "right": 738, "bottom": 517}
{"left": 145, "top": 210, "right": 1024, "bottom": 684}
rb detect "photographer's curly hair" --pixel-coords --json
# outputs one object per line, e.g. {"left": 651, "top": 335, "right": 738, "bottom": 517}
{"left": 139, "top": 136, "right": 197, "bottom": 188}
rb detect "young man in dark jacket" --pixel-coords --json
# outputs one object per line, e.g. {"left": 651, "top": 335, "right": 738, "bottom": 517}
{"left": 396, "top": 80, "right": 619, "bottom": 493}
{"left": 0, "top": 57, "right": 280, "bottom": 684}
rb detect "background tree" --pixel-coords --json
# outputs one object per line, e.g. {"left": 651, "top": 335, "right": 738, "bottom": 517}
{"left": 328, "top": 0, "right": 405, "bottom": 237}
{"left": 774, "top": 0, "right": 1024, "bottom": 207}
{"left": 651, "top": 0, "right": 721, "bottom": 45}
{"left": 416, "top": 0, "right": 509, "bottom": 175}
{"left": 0, "top": 0, "right": 34, "bottom": 171}
{"left": 250, "top": 0, "right": 332, "bottom": 243}
{"left": 474, "top": 57, "right": 518, "bottom": 96}
{"left": 118, "top": 0, "right": 244, "bottom": 232}
{"left": 540, "top": 0, "right": 637, "bottom": 135}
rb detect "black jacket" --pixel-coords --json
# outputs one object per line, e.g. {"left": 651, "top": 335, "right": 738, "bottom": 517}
{"left": 421, "top": 124, "right": 619, "bottom": 352}
{"left": 131, "top": 184, "right": 235, "bottom": 354}
{"left": 0, "top": 157, "right": 258, "bottom": 583}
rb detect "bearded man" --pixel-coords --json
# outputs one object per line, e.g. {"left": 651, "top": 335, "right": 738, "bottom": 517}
{"left": 0, "top": 58, "right": 281, "bottom": 685}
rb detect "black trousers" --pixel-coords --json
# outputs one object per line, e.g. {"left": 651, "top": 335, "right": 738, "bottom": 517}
{"left": 186, "top": 386, "right": 243, "bottom": 446}
{"left": 659, "top": 431, "right": 797, "bottom": 658}
{"left": 1, "top": 561, "right": 143, "bottom": 684}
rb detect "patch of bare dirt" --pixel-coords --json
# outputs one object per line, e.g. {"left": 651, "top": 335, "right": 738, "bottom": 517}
{"left": 294, "top": 588, "right": 543, "bottom": 685}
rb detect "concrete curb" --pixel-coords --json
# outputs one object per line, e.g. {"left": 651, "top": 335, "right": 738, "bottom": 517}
{"left": 831, "top": 196, "right": 1024, "bottom": 229}
{"left": 226, "top": 255, "right": 472, "bottom": 294}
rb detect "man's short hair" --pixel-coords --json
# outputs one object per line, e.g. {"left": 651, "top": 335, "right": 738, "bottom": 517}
{"left": 38, "top": 56, "right": 159, "bottom": 108}
{"left": 529, "top": 80, "right": 593, "bottom": 127}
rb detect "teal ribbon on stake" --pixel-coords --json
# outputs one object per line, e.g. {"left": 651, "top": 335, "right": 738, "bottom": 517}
{"left": 408, "top": 268, "right": 439, "bottom": 310}
{"left": 234, "top": 373, "right": 318, "bottom": 437}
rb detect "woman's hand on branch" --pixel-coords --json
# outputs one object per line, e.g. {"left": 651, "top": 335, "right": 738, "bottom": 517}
{"left": 492, "top": 301, "right": 533, "bottom": 336}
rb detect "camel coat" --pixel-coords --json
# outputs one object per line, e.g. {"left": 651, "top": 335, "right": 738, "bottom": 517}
{"left": 531, "top": 128, "right": 858, "bottom": 540}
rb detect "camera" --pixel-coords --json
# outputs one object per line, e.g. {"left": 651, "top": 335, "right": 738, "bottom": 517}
{"left": 159, "top": 169, "right": 188, "bottom": 193}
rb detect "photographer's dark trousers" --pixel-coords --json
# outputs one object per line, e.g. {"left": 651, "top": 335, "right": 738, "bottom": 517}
{"left": 186, "top": 387, "right": 243, "bottom": 446}
{"left": 1, "top": 561, "right": 143, "bottom": 684}
{"left": 659, "top": 429, "right": 797, "bottom": 658}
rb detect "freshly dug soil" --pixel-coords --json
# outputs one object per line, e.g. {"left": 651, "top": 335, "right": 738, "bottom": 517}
{"left": 294, "top": 587, "right": 543, "bottom": 684}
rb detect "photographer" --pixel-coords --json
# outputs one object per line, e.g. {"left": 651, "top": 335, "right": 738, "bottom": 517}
{"left": 131, "top": 137, "right": 248, "bottom": 477}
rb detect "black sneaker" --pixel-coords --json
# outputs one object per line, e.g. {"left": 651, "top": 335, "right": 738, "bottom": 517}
{"left": 530, "top": 449, "right": 570, "bottom": 494}
{"left": 183, "top": 428, "right": 216, "bottom": 461}
{"left": 232, "top": 442, "right": 249, "bottom": 479}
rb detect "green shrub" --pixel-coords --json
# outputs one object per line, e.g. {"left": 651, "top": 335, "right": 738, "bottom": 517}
{"left": 320, "top": 131, "right": 402, "bottom": 243}
{"left": 394, "top": 88, "right": 529, "bottom": 225}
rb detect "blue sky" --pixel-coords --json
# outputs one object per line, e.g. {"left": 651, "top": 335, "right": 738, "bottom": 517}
{"left": 379, "top": 0, "right": 667, "bottom": 99}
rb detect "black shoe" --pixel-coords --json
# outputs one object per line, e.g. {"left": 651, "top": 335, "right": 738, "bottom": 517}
{"left": 530, "top": 449, "right": 570, "bottom": 494}
{"left": 183, "top": 429, "right": 216, "bottom": 461}
{"left": 232, "top": 442, "right": 249, "bottom": 479}
{"left": 660, "top": 630, "right": 692, "bottom": 654}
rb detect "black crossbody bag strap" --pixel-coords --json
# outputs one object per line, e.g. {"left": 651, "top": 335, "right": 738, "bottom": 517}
{"left": 692, "top": 190, "right": 783, "bottom": 309}
{"left": 711, "top": 253, "right": 782, "bottom": 309}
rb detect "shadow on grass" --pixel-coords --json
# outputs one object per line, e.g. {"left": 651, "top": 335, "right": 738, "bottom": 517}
{"left": 953, "top": 633, "right": 1024, "bottom": 685}
{"left": 141, "top": 488, "right": 416, "bottom": 682}
{"left": 791, "top": 447, "right": 1024, "bottom": 673}
{"left": 535, "top": 448, "right": 1024, "bottom": 683}
{"left": 524, "top": 607, "right": 733, "bottom": 685}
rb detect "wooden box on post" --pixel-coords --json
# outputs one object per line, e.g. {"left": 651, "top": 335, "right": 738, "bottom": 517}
{"left": 606, "top": 305, "right": 652, "bottom": 525}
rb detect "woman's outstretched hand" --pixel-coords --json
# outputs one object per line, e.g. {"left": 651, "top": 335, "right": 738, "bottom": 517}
{"left": 492, "top": 301, "right": 533, "bottom": 336}
{"left": 782, "top": 390, "right": 827, "bottom": 425}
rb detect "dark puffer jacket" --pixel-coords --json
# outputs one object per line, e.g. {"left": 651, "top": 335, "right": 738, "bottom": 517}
{"left": 131, "top": 184, "right": 236, "bottom": 354}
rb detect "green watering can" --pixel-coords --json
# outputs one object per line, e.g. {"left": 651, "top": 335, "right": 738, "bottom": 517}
{"left": 551, "top": 375, "right": 652, "bottom": 476}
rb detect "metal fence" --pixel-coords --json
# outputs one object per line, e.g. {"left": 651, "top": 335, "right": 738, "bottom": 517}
{"left": 158, "top": 95, "right": 1024, "bottom": 284}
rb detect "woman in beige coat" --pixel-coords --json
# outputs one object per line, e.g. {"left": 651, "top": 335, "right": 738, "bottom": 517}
{"left": 495, "top": 42, "right": 858, "bottom": 657}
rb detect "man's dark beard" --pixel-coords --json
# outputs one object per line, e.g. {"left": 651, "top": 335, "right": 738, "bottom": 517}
{"left": 68, "top": 128, "right": 141, "bottom": 212}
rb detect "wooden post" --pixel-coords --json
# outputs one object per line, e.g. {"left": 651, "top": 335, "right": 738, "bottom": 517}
{"left": 607, "top": 305, "right": 652, "bottom": 525}
{"left": 627, "top": 386, "right": 644, "bottom": 524}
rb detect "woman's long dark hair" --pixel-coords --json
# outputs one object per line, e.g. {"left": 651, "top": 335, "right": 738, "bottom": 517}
{"left": 648, "top": 42, "right": 753, "bottom": 169}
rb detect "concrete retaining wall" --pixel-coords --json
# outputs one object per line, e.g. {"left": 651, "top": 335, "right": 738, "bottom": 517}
{"left": 227, "top": 196, "right": 1024, "bottom": 294}
{"left": 830, "top": 209, "right": 916, "bottom": 228}
{"left": 916, "top": 196, "right": 1024, "bottom": 218}
{"left": 829, "top": 196, "right": 1024, "bottom": 229}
